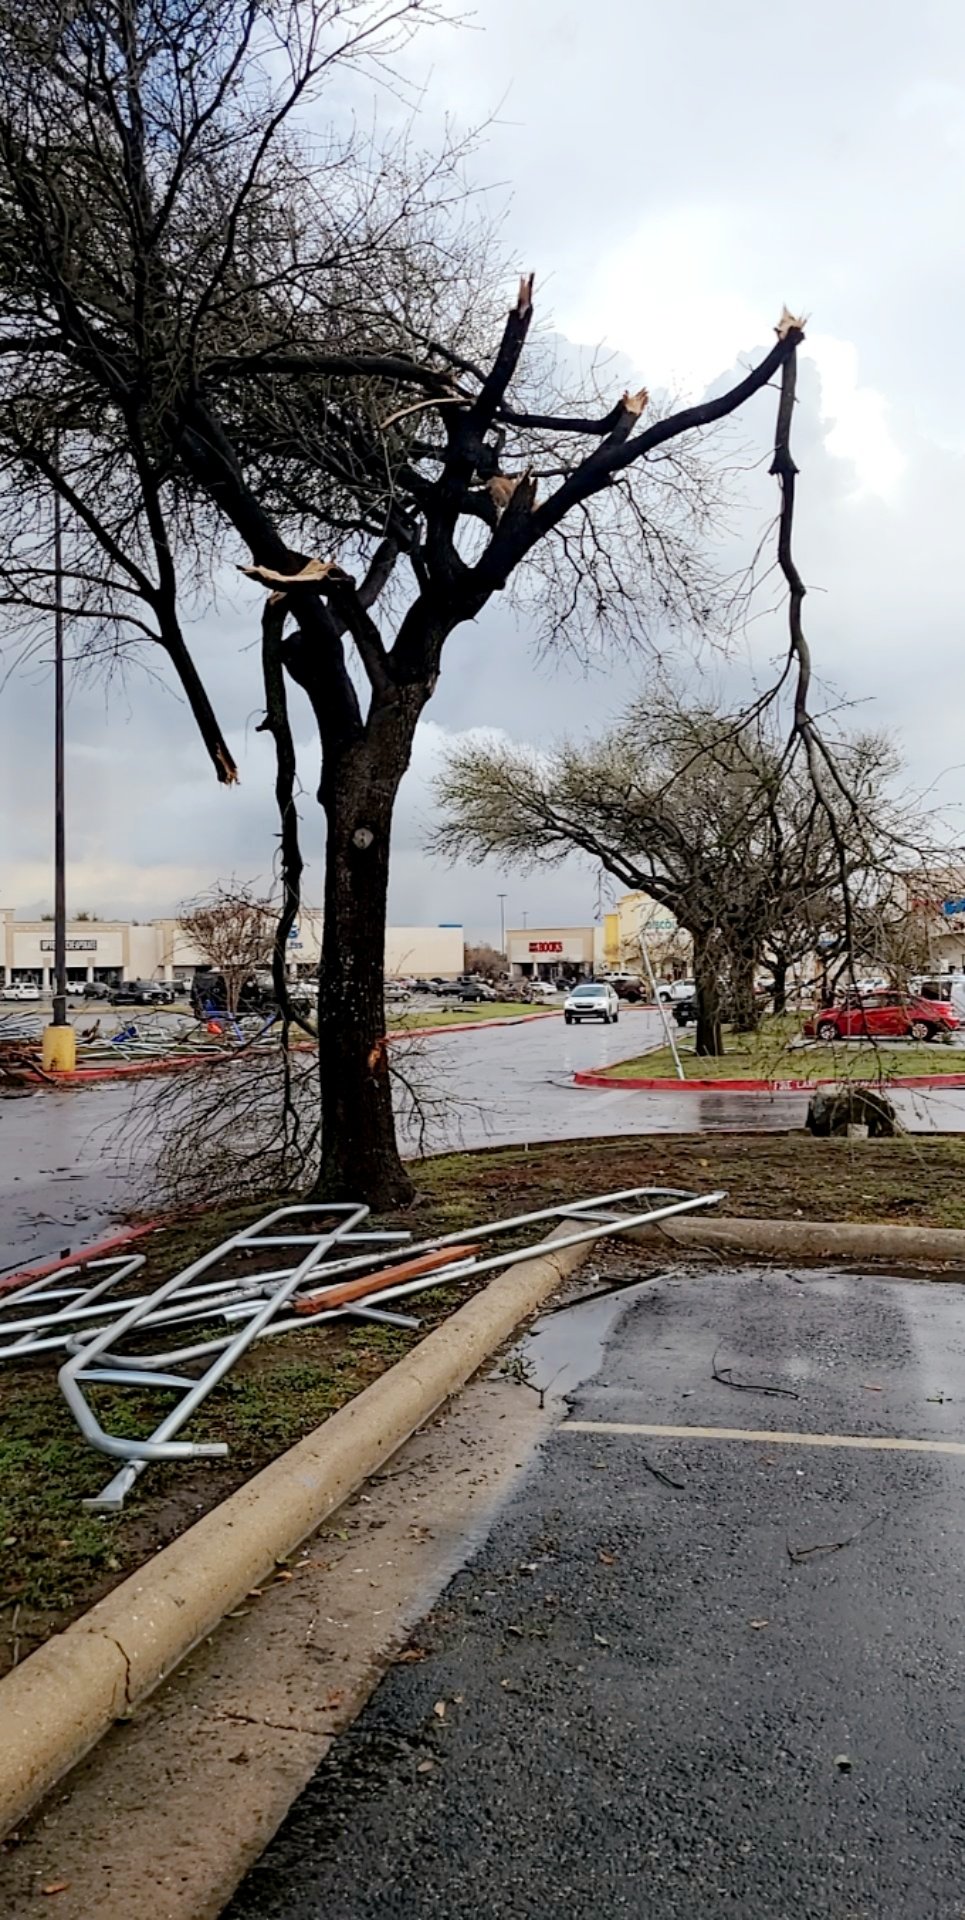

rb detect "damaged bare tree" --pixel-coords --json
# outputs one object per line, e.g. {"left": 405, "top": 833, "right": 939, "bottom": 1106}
{"left": 431, "top": 698, "right": 906, "bottom": 1055}
{"left": 178, "top": 884, "right": 274, "bottom": 1016}
{"left": 0, "top": 0, "right": 808, "bottom": 1203}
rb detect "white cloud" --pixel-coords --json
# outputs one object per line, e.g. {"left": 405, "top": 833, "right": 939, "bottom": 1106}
{"left": 807, "top": 332, "right": 905, "bottom": 501}
{"left": 559, "top": 205, "right": 769, "bottom": 399}
{"left": 560, "top": 206, "right": 903, "bottom": 502}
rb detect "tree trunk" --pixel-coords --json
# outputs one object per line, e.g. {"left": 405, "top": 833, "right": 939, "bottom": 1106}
{"left": 312, "top": 697, "right": 424, "bottom": 1210}
{"left": 693, "top": 927, "right": 724, "bottom": 1057}
{"left": 770, "top": 954, "right": 788, "bottom": 1016}
{"left": 728, "top": 938, "right": 760, "bottom": 1032}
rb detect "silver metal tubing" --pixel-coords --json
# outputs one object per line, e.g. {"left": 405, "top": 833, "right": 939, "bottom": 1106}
{"left": 63, "top": 1206, "right": 371, "bottom": 1503}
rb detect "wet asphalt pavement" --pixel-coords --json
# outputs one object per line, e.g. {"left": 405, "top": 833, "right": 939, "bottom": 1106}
{"left": 3, "top": 1008, "right": 965, "bottom": 1269}
{"left": 226, "top": 1265, "right": 965, "bottom": 1919}
{"left": 0, "top": 1010, "right": 782, "bottom": 1267}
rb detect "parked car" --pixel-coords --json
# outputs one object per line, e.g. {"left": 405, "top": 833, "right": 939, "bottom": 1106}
{"left": 523, "top": 980, "right": 563, "bottom": 1003}
{"left": 385, "top": 981, "right": 410, "bottom": 1004}
{"left": 564, "top": 981, "right": 620, "bottom": 1025}
{"left": 911, "top": 975, "right": 965, "bottom": 1023}
{"left": 672, "top": 993, "right": 698, "bottom": 1028}
{"left": 451, "top": 981, "right": 499, "bottom": 1002}
{"left": 79, "top": 979, "right": 112, "bottom": 999}
{"left": 803, "top": 989, "right": 958, "bottom": 1044}
{"left": 656, "top": 978, "right": 696, "bottom": 1005}
{"left": 604, "top": 972, "right": 644, "bottom": 1002}
{"left": 112, "top": 979, "right": 164, "bottom": 1006}
{"left": 1, "top": 980, "right": 41, "bottom": 1001}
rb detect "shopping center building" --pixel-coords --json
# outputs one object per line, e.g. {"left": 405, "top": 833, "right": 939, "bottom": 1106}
{"left": 0, "top": 907, "right": 464, "bottom": 989}
{"left": 506, "top": 893, "right": 693, "bottom": 984}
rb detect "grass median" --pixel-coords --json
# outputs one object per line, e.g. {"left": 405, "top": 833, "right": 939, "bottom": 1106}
{"left": 389, "top": 1000, "right": 545, "bottom": 1028}
{"left": 4, "top": 1129, "right": 965, "bottom": 1669}
{"left": 603, "top": 1019, "right": 965, "bottom": 1082}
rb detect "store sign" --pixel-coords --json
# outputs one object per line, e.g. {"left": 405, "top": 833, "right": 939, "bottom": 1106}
{"left": 40, "top": 938, "right": 97, "bottom": 951}
{"left": 529, "top": 940, "right": 563, "bottom": 954}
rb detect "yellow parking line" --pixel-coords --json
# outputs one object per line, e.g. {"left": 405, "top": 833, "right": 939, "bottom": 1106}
{"left": 562, "top": 1421, "right": 965, "bottom": 1456}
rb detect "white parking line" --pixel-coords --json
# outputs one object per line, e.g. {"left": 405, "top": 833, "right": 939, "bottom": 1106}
{"left": 562, "top": 1421, "right": 965, "bottom": 1456}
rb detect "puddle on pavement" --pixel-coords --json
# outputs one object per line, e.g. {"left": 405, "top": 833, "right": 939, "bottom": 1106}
{"left": 508, "top": 1269, "right": 662, "bottom": 1407}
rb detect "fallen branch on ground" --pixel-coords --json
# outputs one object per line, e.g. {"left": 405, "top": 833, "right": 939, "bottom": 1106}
{"left": 712, "top": 1346, "right": 800, "bottom": 1399}
{"left": 786, "top": 1514, "right": 882, "bottom": 1564}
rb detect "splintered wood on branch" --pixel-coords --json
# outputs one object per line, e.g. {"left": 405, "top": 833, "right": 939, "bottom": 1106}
{"left": 239, "top": 559, "right": 351, "bottom": 589}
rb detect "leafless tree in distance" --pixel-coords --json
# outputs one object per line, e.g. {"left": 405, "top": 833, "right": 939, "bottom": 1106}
{"left": 178, "top": 882, "right": 274, "bottom": 1016}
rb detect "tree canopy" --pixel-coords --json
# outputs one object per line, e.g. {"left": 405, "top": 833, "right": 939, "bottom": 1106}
{"left": 431, "top": 693, "right": 920, "bottom": 1053}
{"left": 0, "top": 0, "right": 809, "bottom": 1199}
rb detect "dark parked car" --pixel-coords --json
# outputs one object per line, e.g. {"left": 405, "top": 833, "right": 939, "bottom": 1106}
{"left": 80, "top": 979, "right": 111, "bottom": 1000}
{"left": 190, "top": 968, "right": 311, "bottom": 1020}
{"left": 191, "top": 968, "right": 268, "bottom": 1016}
{"left": 451, "top": 981, "right": 499, "bottom": 1003}
{"left": 606, "top": 973, "right": 644, "bottom": 1002}
{"left": 112, "top": 979, "right": 164, "bottom": 1006}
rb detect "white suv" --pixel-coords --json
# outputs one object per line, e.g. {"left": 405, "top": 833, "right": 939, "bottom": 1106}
{"left": 2, "top": 981, "right": 41, "bottom": 1001}
{"left": 564, "top": 981, "right": 620, "bottom": 1025}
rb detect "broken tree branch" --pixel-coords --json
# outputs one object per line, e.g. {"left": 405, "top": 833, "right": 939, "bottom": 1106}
{"left": 712, "top": 1346, "right": 800, "bottom": 1400}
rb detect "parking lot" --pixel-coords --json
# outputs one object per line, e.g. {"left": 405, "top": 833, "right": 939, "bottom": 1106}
{"left": 228, "top": 1263, "right": 965, "bottom": 1920}
{"left": 7, "top": 1006, "right": 965, "bottom": 1273}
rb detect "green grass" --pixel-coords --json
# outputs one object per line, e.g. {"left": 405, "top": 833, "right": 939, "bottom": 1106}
{"left": 604, "top": 1019, "right": 965, "bottom": 1083}
{"left": 389, "top": 1000, "right": 545, "bottom": 1028}
{"left": 8, "top": 1128, "right": 965, "bottom": 1662}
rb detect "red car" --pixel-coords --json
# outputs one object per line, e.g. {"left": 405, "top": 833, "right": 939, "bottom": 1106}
{"left": 804, "top": 989, "right": 959, "bottom": 1044}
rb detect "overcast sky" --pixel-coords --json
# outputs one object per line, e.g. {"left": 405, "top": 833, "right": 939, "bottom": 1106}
{"left": 3, "top": 0, "right": 964, "bottom": 941}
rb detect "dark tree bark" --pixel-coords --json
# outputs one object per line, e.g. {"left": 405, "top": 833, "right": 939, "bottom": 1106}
{"left": 770, "top": 953, "right": 789, "bottom": 1016}
{"left": 693, "top": 927, "right": 724, "bottom": 1057}
{"left": 312, "top": 687, "right": 427, "bottom": 1208}
{"left": 727, "top": 933, "right": 761, "bottom": 1032}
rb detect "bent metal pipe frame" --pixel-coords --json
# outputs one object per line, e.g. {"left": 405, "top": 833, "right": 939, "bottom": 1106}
{"left": 57, "top": 1187, "right": 723, "bottom": 1513}
{"left": 60, "top": 1205, "right": 392, "bottom": 1511}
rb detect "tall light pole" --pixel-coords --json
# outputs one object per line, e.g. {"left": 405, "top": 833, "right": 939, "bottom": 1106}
{"left": 497, "top": 892, "right": 507, "bottom": 952}
{"left": 52, "top": 446, "right": 67, "bottom": 1030}
{"left": 42, "top": 436, "right": 76, "bottom": 1071}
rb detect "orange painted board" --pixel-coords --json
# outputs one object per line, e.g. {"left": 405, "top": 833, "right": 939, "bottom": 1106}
{"left": 294, "top": 1244, "right": 481, "bottom": 1316}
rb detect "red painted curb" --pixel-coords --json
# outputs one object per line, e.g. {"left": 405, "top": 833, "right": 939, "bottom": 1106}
{"left": 0, "top": 1219, "right": 164, "bottom": 1295}
{"left": 574, "top": 1066, "right": 965, "bottom": 1093}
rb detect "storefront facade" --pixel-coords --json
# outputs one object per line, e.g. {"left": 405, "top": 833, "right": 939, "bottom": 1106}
{"left": 0, "top": 907, "right": 464, "bottom": 987}
{"left": 506, "top": 926, "right": 603, "bottom": 981}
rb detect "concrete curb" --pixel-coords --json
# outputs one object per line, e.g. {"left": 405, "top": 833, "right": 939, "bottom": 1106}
{"left": 0, "top": 1223, "right": 589, "bottom": 1840}
{"left": 627, "top": 1214, "right": 965, "bottom": 1264}
{"left": 574, "top": 1066, "right": 965, "bottom": 1093}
